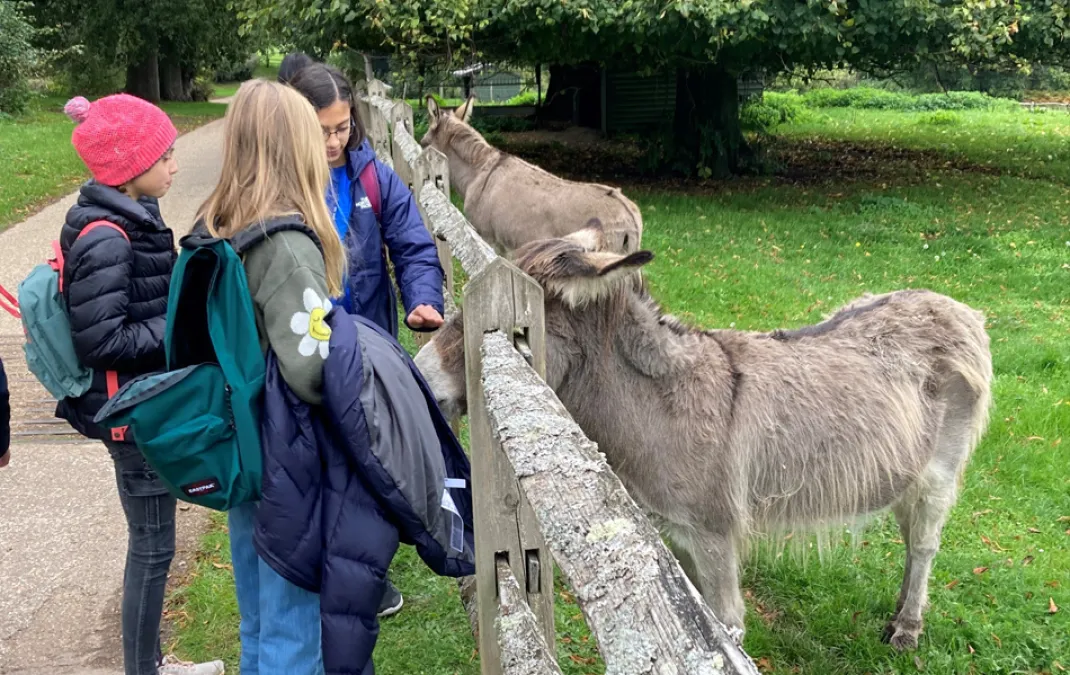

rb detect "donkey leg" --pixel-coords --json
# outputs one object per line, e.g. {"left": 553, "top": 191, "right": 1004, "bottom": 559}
{"left": 884, "top": 378, "right": 977, "bottom": 651}
{"left": 684, "top": 528, "right": 747, "bottom": 639}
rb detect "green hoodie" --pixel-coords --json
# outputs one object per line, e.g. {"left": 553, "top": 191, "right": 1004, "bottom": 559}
{"left": 241, "top": 230, "right": 332, "bottom": 405}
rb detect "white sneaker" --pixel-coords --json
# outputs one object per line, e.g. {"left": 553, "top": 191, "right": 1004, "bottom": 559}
{"left": 158, "top": 654, "right": 226, "bottom": 675}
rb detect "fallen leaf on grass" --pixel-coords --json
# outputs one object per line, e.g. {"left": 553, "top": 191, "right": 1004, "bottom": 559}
{"left": 973, "top": 566, "right": 989, "bottom": 575}
{"left": 212, "top": 562, "right": 233, "bottom": 571}
{"left": 756, "top": 657, "right": 774, "bottom": 673}
{"left": 915, "top": 655, "right": 924, "bottom": 671}
{"left": 981, "top": 535, "right": 1007, "bottom": 552}
{"left": 1046, "top": 580, "right": 1061, "bottom": 588}
{"left": 945, "top": 579, "right": 960, "bottom": 590}
{"left": 1022, "top": 556, "right": 1035, "bottom": 566}
{"left": 1057, "top": 516, "right": 1070, "bottom": 523}
{"left": 991, "top": 633, "right": 1002, "bottom": 648}
{"left": 1054, "top": 660, "right": 1066, "bottom": 672}
{"left": 968, "top": 644, "right": 975, "bottom": 655}
{"left": 1028, "top": 527, "right": 1042, "bottom": 534}
{"left": 569, "top": 654, "right": 597, "bottom": 666}
{"left": 1049, "top": 597, "right": 1059, "bottom": 614}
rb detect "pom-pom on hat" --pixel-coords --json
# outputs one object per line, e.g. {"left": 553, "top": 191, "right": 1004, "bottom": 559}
{"left": 64, "top": 94, "right": 178, "bottom": 187}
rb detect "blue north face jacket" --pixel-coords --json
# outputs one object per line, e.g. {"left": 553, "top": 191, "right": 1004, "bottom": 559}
{"left": 340, "top": 141, "right": 444, "bottom": 338}
{"left": 253, "top": 310, "right": 475, "bottom": 674}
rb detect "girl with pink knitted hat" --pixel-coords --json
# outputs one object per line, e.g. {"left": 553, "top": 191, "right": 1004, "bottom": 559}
{"left": 58, "top": 93, "right": 224, "bottom": 675}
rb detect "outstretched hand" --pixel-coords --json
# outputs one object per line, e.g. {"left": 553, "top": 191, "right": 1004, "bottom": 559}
{"left": 406, "top": 304, "right": 444, "bottom": 330}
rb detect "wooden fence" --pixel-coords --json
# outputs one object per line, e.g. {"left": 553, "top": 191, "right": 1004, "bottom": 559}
{"left": 358, "top": 79, "right": 760, "bottom": 675}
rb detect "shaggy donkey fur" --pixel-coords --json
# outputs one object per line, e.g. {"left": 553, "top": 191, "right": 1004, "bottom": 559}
{"left": 414, "top": 227, "right": 993, "bottom": 650}
{"left": 419, "top": 96, "right": 643, "bottom": 256}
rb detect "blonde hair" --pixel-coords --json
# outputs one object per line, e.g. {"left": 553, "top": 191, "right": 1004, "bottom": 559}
{"left": 197, "top": 79, "right": 347, "bottom": 296}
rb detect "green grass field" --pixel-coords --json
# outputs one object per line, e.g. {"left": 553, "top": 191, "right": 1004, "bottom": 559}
{"left": 0, "top": 96, "right": 226, "bottom": 231}
{"left": 161, "top": 99, "right": 1069, "bottom": 675}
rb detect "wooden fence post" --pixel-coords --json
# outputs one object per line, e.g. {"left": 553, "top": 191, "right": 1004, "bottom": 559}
{"left": 413, "top": 148, "right": 456, "bottom": 316}
{"left": 463, "top": 259, "right": 555, "bottom": 675}
{"left": 364, "top": 97, "right": 393, "bottom": 169}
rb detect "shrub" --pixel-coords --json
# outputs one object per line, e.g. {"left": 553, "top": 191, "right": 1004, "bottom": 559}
{"left": 503, "top": 90, "right": 537, "bottom": 106}
{"left": 0, "top": 0, "right": 40, "bottom": 115}
{"left": 802, "top": 86, "right": 1019, "bottom": 113}
{"left": 48, "top": 48, "right": 125, "bottom": 97}
{"left": 741, "top": 91, "right": 805, "bottom": 132}
{"left": 213, "top": 54, "right": 259, "bottom": 82}
{"left": 917, "top": 110, "right": 962, "bottom": 126}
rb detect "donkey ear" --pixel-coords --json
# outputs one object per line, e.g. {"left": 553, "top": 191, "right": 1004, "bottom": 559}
{"left": 454, "top": 96, "right": 476, "bottom": 123}
{"left": 561, "top": 218, "right": 605, "bottom": 251}
{"left": 540, "top": 248, "right": 654, "bottom": 308}
{"left": 426, "top": 95, "right": 441, "bottom": 117}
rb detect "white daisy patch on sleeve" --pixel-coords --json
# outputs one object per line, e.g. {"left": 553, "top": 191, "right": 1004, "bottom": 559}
{"left": 290, "top": 288, "right": 333, "bottom": 359}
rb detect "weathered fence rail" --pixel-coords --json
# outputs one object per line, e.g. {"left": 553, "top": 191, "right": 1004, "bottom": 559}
{"left": 358, "top": 80, "right": 759, "bottom": 675}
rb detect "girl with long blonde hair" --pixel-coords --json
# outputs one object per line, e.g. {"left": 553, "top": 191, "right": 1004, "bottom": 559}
{"left": 194, "top": 78, "right": 341, "bottom": 674}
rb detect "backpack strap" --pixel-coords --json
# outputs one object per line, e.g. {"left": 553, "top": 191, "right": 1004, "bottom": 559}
{"left": 358, "top": 161, "right": 381, "bottom": 222}
{"left": 56, "top": 221, "right": 130, "bottom": 293}
{"left": 0, "top": 284, "right": 19, "bottom": 319}
{"left": 106, "top": 370, "right": 128, "bottom": 442}
{"left": 222, "top": 217, "right": 324, "bottom": 257}
{"left": 70, "top": 220, "right": 130, "bottom": 440}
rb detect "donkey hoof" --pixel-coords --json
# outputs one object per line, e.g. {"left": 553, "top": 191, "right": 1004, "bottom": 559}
{"left": 726, "top": 625, "right": 745, "bottom": 645}
{"left": 882, "top": 620, "right": 921, "bottom": 651}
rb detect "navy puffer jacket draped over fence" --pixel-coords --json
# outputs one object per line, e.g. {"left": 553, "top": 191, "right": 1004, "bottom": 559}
{"left": 254, "top": 310, "right": 475, "bottom": 674}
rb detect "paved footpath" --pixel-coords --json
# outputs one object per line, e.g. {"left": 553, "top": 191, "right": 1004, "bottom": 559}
{"left": 0, "top": 118, "right": 225, "bottom": 674}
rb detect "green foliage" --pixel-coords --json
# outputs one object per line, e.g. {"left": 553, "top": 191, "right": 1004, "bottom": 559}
{"left": 0, "top": 1, "right": 40, "bottom": 115}
{"left": 27, "top": 0, "right": 251, "bottom": 97}
{"left": 212, "top": 54, "right": 260, "bottom": 83}
{"left": 801, "top": 87, "right": 1020, "bottom": 113}
{"left": 502, "top": 89, "right": 537, "bottom": 106}
{"left": 916, "top": 110, "right": 962, "bottom": 126}
{"left": 741, "top": 92, "right": 805, "bottom": 133}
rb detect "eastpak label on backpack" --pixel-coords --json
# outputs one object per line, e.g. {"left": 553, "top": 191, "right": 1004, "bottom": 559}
{"left": 94, "top": 221, "right": 289, "bottom": 511}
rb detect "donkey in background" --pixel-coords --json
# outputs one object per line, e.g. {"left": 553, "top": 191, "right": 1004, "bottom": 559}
{"left": 419, "top": 96, "right": 643, "bottom": 256}
{"left": 414, "top": 226, "right": 993, "bottom": 650}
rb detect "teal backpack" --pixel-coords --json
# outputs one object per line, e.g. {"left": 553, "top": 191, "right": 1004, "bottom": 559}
{"left": 0, "top": 222, "right": 129, "bottom": 417}
{"left": 94, "top": 221, "right": 289, "bottom": 511}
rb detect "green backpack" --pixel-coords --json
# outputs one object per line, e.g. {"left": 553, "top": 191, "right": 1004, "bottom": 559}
{"left": 94, "top": 222, "right": 285, "bottom": 511}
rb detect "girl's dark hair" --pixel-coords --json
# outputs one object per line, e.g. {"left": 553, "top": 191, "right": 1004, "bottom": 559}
{"left": 286, "top": 62, "right": 367, "bottom": 153}
{"left": 278, "top": 52, "right": 315, "bottom": 84}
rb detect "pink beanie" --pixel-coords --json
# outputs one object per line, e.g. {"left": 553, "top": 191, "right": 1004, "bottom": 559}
{"left": 64, "top": 94, "right": 178, "bottom": 187}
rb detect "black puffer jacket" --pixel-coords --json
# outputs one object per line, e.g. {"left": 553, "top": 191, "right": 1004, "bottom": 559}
{"left": 56, "top": 181, "right": 176, "bottom": 440}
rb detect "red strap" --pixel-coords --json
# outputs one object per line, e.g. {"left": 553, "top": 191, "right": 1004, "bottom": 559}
{"left": 358, "top": 162, "right": 381, "bottom": 221}
{"left": 106, "top": 370, "right": 127, "bottom": 442}
{"left": 56, "top": 221, "right": 129, "bottom": 293}
{"left": 0, "top": 284, "right": 19, "bottom": 319}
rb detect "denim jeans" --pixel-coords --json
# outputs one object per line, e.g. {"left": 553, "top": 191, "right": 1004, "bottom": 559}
{"left": 227, "top": 501, "right": 324, "bottom": 675}
{"left": 105, "top": 442, "right": 177, "bottom": 675}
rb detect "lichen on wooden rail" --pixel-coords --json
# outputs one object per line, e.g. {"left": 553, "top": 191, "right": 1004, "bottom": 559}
{"left": 419, "top": 186, "right": 497, "bottom": 279}
{"left": 393, "top": 123, "right": 423, "bottom": 170}
{"left": 479, "top": 331, "right": 761, "bottom": 675}
{"left": 496, "top": 559, "right": 565, "bottom": 675}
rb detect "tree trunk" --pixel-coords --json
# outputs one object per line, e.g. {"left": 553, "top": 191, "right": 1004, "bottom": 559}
{"left": 540, "top": 63, "right": 600, "bottom": 128}
{"left": 673, "top": 64, "right": 750, "bottom": 177}
{"left": 159, "top": 56, "right": 190, "bottom": 101}
{"left": 126, "top": 53, "right": 161, "bottom": 103}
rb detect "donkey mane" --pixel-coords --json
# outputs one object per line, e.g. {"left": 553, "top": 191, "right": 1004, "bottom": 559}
{"left": 439, "top": 116, "right": 501, "bottom": 169}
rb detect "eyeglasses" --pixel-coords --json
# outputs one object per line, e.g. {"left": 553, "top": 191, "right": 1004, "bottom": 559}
{"left": 322, "top": 124, "right": 351, "bottom": 141}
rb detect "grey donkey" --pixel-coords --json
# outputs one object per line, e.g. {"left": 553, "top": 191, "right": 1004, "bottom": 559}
{"left": 419, "top": 96, "right": 643, "bottom": 256}
{"left": 414, "top": 226, "right": 993, "bottom": 650}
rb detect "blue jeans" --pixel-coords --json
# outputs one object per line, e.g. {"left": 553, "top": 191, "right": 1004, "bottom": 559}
{"left": 106, "top": 442, "right": 176, "bottom": 675}
{"left": 228, "top": 501, "right": 324, "bottom": 675}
